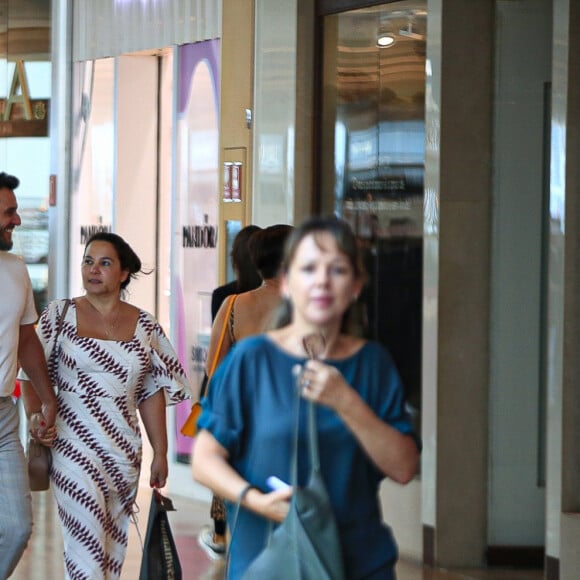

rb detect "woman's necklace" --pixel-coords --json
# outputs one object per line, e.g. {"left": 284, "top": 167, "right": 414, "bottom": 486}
{"left": 86, "top": 298, "right": 121, "bottom": 338}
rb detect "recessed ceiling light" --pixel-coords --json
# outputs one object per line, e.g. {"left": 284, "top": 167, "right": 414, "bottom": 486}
{"left": 377, "top": 33, "right": 396, "bottom": 48}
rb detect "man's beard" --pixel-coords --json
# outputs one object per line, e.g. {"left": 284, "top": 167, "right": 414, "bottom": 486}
{"left": 0, "top": 225, "right": 14, "bottom": 251}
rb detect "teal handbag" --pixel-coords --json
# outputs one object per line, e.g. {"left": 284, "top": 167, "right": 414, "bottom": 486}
{"left": 241, "top": 398, "right": 346, "bottom": 579}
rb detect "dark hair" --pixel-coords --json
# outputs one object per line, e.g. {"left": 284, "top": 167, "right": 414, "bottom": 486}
{"left": 249, "top": 224, "right": 294, "bottom": 280}
{"left": 231, "top": 225, "right": 262, "bottom": 292}
{"left": 275, "top": 215, "right": 367, "bottom": 333}
{"left": 84, "top": 232, "right": 144, "bottom": 290}
{"left": 0, "top": 172, "right": 19, "bottom": 190}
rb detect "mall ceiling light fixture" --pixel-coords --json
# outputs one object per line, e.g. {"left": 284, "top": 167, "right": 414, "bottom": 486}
{"left": 377, "top": 32, "right": 396, "bottom": 48}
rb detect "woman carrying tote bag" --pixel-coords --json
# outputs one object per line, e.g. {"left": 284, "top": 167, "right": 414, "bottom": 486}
{"left": 192, "top": 216, "right": 420, "bottom": 579}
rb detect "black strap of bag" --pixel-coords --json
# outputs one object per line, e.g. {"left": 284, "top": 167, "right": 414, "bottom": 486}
{"left": 56, "top": 299, "right": 70, "bottom": 341}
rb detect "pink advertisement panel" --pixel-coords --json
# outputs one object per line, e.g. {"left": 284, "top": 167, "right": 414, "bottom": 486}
{"left": 173, "top": 40, "right": 220, "bottom": 460}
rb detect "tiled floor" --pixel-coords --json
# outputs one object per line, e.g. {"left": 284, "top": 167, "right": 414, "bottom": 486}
{"left": 12, "top": 487, "right": 544, "bottom": 579}
{"left": 11, "top": 486, "right": 221, "bottom": 580}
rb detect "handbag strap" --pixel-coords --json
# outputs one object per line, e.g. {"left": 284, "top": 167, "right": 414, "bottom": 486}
{"left": 207, "top": 294, "right": 237, "bottom": 379}
{"left": 49, "top": 299, "right": 71, "bottom": 365}
{"left": 55, "top": 299, "right": 71, "bottom": 341}
{"left": 290, "top": 370, "right": 319, "bottom": 488}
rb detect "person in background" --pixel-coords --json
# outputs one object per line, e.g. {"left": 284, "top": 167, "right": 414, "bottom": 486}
{"left": 198, "top": 224, "right": 262, "bottom": 560}
{"left": 198, "top": 224, "right": 292, "bottom": 560}
{"left": 207, "top": 224, "right": 294, "bottom": 369}
{"left": 20, "top": 232, "right": 191, "bottom": 580}
{"left": 192, "top": 216, "right": 420, "bottom": 579}
{"left": 211, "top": 224, "right": 262, "bottom": 320}
{"left": 0, "top": 171, "right": 58, "bottom": 579}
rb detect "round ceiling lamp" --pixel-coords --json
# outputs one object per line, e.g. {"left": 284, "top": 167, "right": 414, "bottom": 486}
{"left": 377, "top": 33, "right": 396, "bottom": 48}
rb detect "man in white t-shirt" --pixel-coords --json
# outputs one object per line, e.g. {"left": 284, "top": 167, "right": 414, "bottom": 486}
{"left": 0, "top": 171, "right": 58, "bottom": 579}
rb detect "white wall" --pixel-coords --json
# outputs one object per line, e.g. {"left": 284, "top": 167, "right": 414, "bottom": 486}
{"left": 72, "top": 0, "right": 221, "bottom": 61}
{"left": 252, "top": 0, "right": 297, "bottom": 226}
{"left": 488, "top": 0, "right": 552, "bottom": 546}
{"left": 115, "top": 55, "right": 159, "bottom": 314}
{"left": 68, "top": 58, "right": 115, "bottom": 297}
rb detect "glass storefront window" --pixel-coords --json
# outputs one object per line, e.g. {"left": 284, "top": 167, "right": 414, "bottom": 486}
{"left": 69, "top": 58, "right": 115, "bottom": 299}
{"left": 0, "top": 1, "right": 52, "bottom": 314}
{"left": 320, "top": 1, "right": 426, "bottom": 429}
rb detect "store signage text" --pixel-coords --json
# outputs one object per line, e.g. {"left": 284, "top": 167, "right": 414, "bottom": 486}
{"left": 182, "top": 222, "right": 217, "bottom": 248}
{"left": 190, "top": 344, "right": 207, "bottom": 374}
{"left": 80, "top": 225, "right": 113, "bottom": 245}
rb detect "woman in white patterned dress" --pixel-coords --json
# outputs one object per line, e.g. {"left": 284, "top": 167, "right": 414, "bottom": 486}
{"left": 20, "top": 232, "right": 191, "bottom": 579}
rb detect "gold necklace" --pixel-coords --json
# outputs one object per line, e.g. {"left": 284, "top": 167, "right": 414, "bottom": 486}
{"left": 86, "top": 298, "right": 121, "bottom": 338}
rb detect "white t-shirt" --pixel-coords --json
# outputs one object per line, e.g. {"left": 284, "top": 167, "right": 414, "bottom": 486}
{"left": 0, "top": 251, "right": 38, "bottom": 396}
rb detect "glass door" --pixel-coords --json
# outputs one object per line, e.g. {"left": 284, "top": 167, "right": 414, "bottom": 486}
{"left": 319, "top": 0, "right": 426, "bottom": 431}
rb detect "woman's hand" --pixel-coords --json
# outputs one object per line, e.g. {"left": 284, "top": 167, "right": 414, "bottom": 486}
{"left": 149, "top": 453, "right": 168, "bottom": 489}
{"left": 299, "top": 360, "right": 352, "bottom": 412}
{"left": 30, "top": 424, "right": 57, "bottom": 447}
{"left": 246, "top": 487, "right": 293, "bottom": 523}
{"left": 298, "top": 361, "right": 419, "bottom": 483}
{"left": 139, "top": 390, "right": 169, "bottom": 488}
{"left": 193, "top": 431, "right": 292, "bottom": 521}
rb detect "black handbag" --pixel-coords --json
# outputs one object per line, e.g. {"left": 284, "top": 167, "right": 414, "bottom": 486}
{"left": 139, "top": 489, "right": 183, "bottom": 580}
{"left": 240, "top": 398, "right": 346, "bottom": 579}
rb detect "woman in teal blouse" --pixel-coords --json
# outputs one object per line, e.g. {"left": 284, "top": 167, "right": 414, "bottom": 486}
{"left": 193, "top": 216, "right": 420, "bottom": 579}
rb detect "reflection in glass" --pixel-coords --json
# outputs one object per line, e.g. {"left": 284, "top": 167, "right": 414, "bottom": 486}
{"left": 225, "top": 220, "right": 242, "bottom": 283}
{"left": 321, "top": 1, "right": 426, "bottom": 429}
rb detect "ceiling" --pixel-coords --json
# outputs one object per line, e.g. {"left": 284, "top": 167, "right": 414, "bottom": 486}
{"left": 330, "top": 1, "right": 426, "bottom": 111}
{"left": 0, "top": 0, "right": 51, "bottom": 61}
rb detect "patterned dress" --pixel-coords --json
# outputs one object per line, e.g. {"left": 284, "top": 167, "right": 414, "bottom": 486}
{"left": 37, "top": 299, "right": 190, "bottom": 580}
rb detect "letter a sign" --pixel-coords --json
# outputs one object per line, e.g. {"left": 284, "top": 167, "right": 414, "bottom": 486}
{"left": 4, "top": 61, "right": 32, "bottom": 121}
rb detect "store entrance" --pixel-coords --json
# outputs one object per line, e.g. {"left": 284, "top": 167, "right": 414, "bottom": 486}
{"left": 69, "top": 54, "right": 170, "bottom": 318}
{"left": 318, "top": 0, "right": 426, "bottom": 433}
{"left": 69, "top": 43, "right": 221, "bottom": 498}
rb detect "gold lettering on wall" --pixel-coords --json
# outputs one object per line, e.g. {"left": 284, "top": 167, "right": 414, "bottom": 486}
{"left": 0, "top": 60, "right": 49, "bottom": 137}
{"left": 4, "top": 61, "right": 32, "bottom": 120}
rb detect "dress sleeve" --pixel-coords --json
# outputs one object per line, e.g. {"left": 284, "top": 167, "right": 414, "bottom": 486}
{"left": 138, "top": 320, "right": 192, "bottom": 406}
{"left": 196, "top": 346, "right": 248, "bottom": 459}
{"left": 370, "top": 343, "right": 421, "bottom": 450}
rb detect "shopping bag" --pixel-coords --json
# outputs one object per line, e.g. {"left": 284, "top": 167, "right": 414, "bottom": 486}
{"left": 179, "top": 400, "right": 203, "bottom": 437}
{"left": 139, "top": 489, "right": 183, "bottom": 580}
{"left": 180, "top": 295, "right": 236, "bottom": 438}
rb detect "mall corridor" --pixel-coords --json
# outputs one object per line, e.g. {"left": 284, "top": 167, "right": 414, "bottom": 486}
{"left": 11, "top": 486, "right": 544, "bottom": 580}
